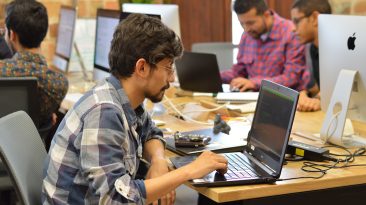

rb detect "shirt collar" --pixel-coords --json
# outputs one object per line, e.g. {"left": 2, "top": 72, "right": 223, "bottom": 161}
{"left": 262, "top": 11, "right": 282, "bottom": 41}
{"left": 106, "top": 75, "right": 145, "bottom": 126}
{"left": 12, "top": 50, "right": 47, "bottom": 65}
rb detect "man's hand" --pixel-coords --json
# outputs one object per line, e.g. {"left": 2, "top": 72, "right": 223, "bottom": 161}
{"left": 146, "top": 158, "right": 175, "bottom": 205}
{"left": 297, "top": 91, "right": 321, "bottom": 112}
{"left": 230, "top": 77, "right": 256, "bottom": 92}
{"left": 186, "top": 151, "right": 228, "bottom": 179}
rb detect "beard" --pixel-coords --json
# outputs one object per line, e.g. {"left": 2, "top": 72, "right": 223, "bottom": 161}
{"left": 146, "top": 83, "right": 170, "bottom": 103}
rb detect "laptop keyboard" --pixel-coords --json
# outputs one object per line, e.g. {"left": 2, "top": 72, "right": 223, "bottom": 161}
{"left": 224, "top": 153, "right": 258, "bottom": 180}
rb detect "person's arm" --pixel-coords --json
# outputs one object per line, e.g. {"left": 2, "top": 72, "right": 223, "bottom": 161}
{"left": 250, "top": 32, "right": 307, "bottom": 90}
{"left": 81, "top": 105, "right": 148, "bottom": 205}
{"left": 144, "top": 151, "right": 227, "bottom": 204}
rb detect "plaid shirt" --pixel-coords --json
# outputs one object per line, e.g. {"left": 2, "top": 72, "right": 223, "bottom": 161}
{"left": 42, "top": 75, "right": 165, "bottom": 205}
{"left": 221, "top": 12, "right": 309, "bottom": 91}
{"left": 0, "top": 51, "right": 68, "bottom": 126}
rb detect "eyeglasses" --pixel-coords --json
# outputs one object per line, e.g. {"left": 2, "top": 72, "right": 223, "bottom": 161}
{"left": 161, "top": 64, "right": 175, "bottom": 76}
{"left": 292, "top": 16, "right": 308, "bottom": 26}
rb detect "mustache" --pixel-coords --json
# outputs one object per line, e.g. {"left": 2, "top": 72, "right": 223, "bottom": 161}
{"left": 161, "top": 83, "right": 170, "bottom": 91}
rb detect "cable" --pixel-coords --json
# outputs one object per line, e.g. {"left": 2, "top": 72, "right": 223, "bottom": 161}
{"left": 163, "top": 95, "right": 215, "bottom": 125}
{"left": 322, "top": 111, "right": 341, "bottom": 144}
{"left": 279, "top": 146, "right": 366, "bottom": 181}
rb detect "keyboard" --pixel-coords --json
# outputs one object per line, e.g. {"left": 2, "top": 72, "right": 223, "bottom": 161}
{"left": 224, "top": 153, "right": 258, "bottom": 180}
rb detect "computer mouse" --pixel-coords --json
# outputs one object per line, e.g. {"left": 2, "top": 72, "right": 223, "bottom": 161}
{"left": 230, "top": 87, "right": 240, "bottom": 92}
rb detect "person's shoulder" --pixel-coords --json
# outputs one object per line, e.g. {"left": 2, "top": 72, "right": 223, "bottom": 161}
{"left": 273, "top": 13, "right": 295, "bottom": 34}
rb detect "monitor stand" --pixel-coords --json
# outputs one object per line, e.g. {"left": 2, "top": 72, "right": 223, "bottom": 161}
{"left": 320, "top": 69, "right": 366, "bottom": 147}
{"left": 73, "top": 42, "right": 90, "bottom": 81}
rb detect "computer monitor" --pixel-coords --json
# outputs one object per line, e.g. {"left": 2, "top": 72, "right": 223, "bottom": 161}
{"left": 53, "top": 6, "right": 77, "bottom": 72}
{"left": 122, "top": 3, "right": 181, "bottom": 37}
{"left": 318, "top": 14, "right": 366, "bottom": 147}
{"left": 93, "top": 9, "right": 121, "bottom": 82}
{"left": 93, "top": 10, "right": 161, "bottom": 82}
{"left": 0, "top": 77, "right": 39, "bottom": 127}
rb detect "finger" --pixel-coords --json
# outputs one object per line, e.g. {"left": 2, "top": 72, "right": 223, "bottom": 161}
{"left": 216, "top": 162, "right": 228, "bottom": 173}
{"left": 160, "top": 196, "right": 167, "bottom": 205}
{"left": 171, "top": 190, "right": 176, "bottom": 205}
{"left": 152, "top": 200, "right": 158, "bottom": 205}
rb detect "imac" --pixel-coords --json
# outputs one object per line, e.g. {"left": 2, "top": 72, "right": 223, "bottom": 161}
{"left": 122, "top": 3, "right": 181, "bottom": 37}
{"left": 53, "top": 6, "right": 77, "bottom": 72}
{"left": 93, "top": 10, "right": 161, "bottom": 82}
{"left": 93, "top": 9, "right": 121, "bottom": 82}
{"left": 318, "top": 14, "right": 366, "bottom": 147}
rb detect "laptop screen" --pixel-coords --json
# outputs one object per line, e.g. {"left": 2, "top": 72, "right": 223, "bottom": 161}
{"left": 246, "top": 80, "right": 298, "bottom": 176}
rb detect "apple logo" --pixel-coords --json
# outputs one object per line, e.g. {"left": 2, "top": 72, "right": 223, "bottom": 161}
{"left": 347, "top": 33, "right": 356, "bottom": 50}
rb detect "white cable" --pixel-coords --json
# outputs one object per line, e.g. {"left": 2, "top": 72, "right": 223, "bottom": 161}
{"left": 163, "top": 95, "right": 214, "bottom": 125}
{"left": 323, "top": 111, "right": 341, "bottom": 144}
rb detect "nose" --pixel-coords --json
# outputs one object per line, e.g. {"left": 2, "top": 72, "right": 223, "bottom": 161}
{"left": 168, "top": 73, "right": 175, "bottom": 82}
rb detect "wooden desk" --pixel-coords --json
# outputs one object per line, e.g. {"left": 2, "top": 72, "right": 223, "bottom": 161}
{"left": 62, "top": 75, "right": 366, "bottom": 204}
{"left": 162, "top": 111, "right": 366, "bottom": 204}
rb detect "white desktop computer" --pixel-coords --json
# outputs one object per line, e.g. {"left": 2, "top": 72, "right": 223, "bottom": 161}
{"left": 122, "top": 3, "right": 181, "bottom": 37}
{"left": 318, "top": 14, "right": 366, "bottom": 147}
{"left": 53, "top": 6, "right": 77, "bottom": 73}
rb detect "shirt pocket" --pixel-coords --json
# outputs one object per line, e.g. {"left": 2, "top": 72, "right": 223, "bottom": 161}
{"left": 123, "top": 154, "right": 137, "bottom": 176}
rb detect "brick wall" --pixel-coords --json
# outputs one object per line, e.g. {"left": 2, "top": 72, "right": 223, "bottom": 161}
{"left": 0, "top": 0, "right": 163, "bottom": 63}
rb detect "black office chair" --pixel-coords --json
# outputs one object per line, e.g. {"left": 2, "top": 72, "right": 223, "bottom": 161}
{"left": 0, "top": 77, "right": 40, "bottom": 127}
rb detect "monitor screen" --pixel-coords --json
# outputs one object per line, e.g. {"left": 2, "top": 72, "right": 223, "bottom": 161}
{"left": 318, "top": 14, "right": 366, "bottom": 123}
{"left": 55, "top": 6, "right": 76, "bottom": 61}
{"left": 93, "top": 9, "right": 121, "bottom": 82}
{"left": 122, "top": 3, "right": 181, "bottom": 37}
{"left": 93, "top": 10, "right": 162, "bottom": 82}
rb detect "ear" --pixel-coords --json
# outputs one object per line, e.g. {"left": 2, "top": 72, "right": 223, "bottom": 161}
{"left": 9, "top": 29, "right": 17, "bottom": 42}
{"left": 134, "top": 58, "right": 151, "bottom": 79}
{"left": 263, "top": 10, "right": 271, "bottom": 18}
{"left": 310, "top": 11, "right": 320, "bottom": 27}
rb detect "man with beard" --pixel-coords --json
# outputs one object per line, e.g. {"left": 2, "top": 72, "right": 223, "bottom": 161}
{"left": 291, "top": 0, "right": 332, "bottom": 112}
{"left": 0, "top": 0, "right": 68, "bottom": 129}
{"left": 221, "top": 0, "right": 309, "bottom": 92}
{"left": 42, "top": 14, "right": 228, "bottom": 205}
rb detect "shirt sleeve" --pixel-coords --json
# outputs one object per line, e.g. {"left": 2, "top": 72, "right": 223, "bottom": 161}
{"left": 80, "top": 104, "right": 147, "bottom": 205}
{"left": 220, "top": 33, "right": 248, "bottom": 84}
{"left": 142, "top": 111, "right": 165, "bottom": 146}
{"left": 250, "top": 33, "right": 308, "bottom": 91}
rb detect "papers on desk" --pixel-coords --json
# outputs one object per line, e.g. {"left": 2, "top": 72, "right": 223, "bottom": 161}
{"left": 216, "top": 92, "right": 259, "bottom": 104}
{"left": 225, "top": 102, "right": 257, "bottom": 113}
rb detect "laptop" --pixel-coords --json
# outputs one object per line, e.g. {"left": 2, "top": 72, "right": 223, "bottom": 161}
{"left": 170, "top": 80, "right": 299, "bottom": 187}
{"left": 175, "top": 51, "right": 223, "bottom": 93}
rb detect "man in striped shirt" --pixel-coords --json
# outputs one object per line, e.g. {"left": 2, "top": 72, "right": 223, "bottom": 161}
{"left": 221, "top": 0, "right": 309, "bottom": 92}
{"left": 42, "top": 14, "right": 227, "bottom": 205}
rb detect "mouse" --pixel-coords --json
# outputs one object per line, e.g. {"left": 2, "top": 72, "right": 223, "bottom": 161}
{"left": 230, "top": 87, "right": 240, "bottom": 92}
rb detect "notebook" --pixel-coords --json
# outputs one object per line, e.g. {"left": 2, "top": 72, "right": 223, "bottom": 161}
{"left": 170, "top": 80, "right": 299, "bottom": 187}
{"left": 175, "top": 51, "right": 224, "bottom": 93}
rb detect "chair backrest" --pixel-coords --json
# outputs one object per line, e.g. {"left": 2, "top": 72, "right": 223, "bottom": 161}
{"left": 0, "top": 77, "right": 40, "bottom": 127}
{"left": 0, "top": 111, "right": 47, "bottom": 205}
{"left": 191, "top": 42, "right": 238, "bottom": 72}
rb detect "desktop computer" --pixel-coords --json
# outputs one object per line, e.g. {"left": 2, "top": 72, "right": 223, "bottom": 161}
{"left": 318, "top": 14, "right": 366, "bottom": 147}
{"left": 122, "top": 3, "right": 181, "bottom": 37}
{"left": 93, "top": 9, "right": 121, "bottom": 82}
{"left": 53, "top": 6, "right": 77, "bottom": 73}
